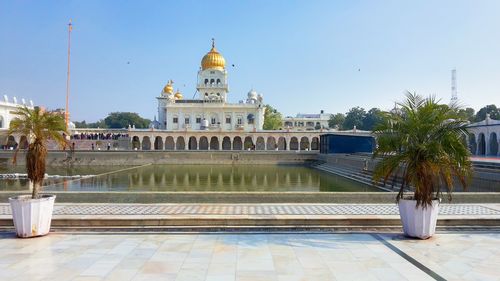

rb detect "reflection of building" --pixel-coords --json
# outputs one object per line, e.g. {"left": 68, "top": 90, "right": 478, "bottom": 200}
{"left": 467, "top": 114, "right": 500, "bottom": 156}
{"left": 156, "top": 40, "right": 265, "bottom": 132}
{"left": 283, "top": 111, "right": 331, "bottom": 131}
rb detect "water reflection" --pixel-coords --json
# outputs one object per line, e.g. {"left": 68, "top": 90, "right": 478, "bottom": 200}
{"left": 0, "top": 165, "right": 379, "bottom": 192}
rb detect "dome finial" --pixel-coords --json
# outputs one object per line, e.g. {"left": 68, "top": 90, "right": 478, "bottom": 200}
{"left": 211, "top": 38, "right": 215, "bottom": 49}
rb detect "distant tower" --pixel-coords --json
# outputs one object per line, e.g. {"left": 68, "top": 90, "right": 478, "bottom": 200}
{"left": 451, "top": 69, "right": 458, "bottom": 102}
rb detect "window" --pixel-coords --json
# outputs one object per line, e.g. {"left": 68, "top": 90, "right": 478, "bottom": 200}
{"left": 237, "top": 118, "right": 243, "bottom": 125}
{"left": 210, "top": 71, "right": 215, "bottom": 74}
{"left": 185, "top": 117, "right": 190, "bottom": 124}
{"left": 196, "top": 117, "right": 201, "bottom": 123}
{"left": 211, "top": 117, "right": 216, "bottom": 125}
{"left": 216, "top": 79, "right": 221, "bottom": 85}
{"left": 173, "top": 117, "right": 178, "bottom": 124}
{"left": 248, "top": 119, "right": 254, "bottom": 124}
{"left": 226, "top": 116, "right": 231, "bottom": 124}
{"left": 204, "top": 79, "right": 208, "bottom": 85}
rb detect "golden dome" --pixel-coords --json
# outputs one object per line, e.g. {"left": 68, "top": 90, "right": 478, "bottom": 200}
{"left": 174, "top": 89, "right": 183, "bottom": 99}
{"left": 201, "top": 39, "right": 226, "bottom": 70}
{"left": 163, "top": 80, "right": 174, "bottom": 94}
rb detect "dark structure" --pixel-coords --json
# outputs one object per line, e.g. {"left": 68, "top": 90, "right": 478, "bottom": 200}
{"left": 320, "top": 134, "right": 375, "bottom": 154}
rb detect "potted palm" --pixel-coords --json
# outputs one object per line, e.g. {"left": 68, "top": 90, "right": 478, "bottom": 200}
{"left": 8, "top": 106, "right": 67, "bottom": 238}
{"left": 373, "top": 93, "right": 472, "bottom": 239}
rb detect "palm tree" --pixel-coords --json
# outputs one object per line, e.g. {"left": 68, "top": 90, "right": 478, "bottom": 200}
{"left": 9, "top": 106, "right": 67, "bottom": 199}
{"left": 373, "top": 92, "right": 472, "bottom": 207}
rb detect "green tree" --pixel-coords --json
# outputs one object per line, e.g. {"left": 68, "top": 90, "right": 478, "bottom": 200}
{"left": 9, "top": 107, "right": 68, "bottom": 199}
{"left": 104, "top": 112, "right": 151, "bottom": 129}
{"left": 343, "top": 107, "right": 366, "bottom": 130}
{"left": 457, "top": 107, "right": 475, "bottom": 123}
{"left": 263, "top": 105, "right": 283, "bottom": 130}
{"left": 373, "top": 92, "right": 472, "bottom": 207}
{"left": 328, "top": 113, "right": 345, "bottom": 129}
{"left": 475, "top": 104, "right": 500, "bottom": 122}
{"left": 362, "top": 108, "right": 383, "bottom": 131}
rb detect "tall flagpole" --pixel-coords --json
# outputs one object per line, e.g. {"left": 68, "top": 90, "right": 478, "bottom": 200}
{"left": 65, "top": 19, "right": 72, "bottom": 130}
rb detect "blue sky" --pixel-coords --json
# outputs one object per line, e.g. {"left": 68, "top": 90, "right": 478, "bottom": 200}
{"left": 1, "top": 0, "right": 499, "bottom": 122}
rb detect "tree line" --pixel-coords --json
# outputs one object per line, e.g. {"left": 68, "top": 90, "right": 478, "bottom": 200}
{"left": 74, "top": 112, "right": 151, "bottom": 129}
{"left": 329, "top": 104, "right": 500, "bottom": 131}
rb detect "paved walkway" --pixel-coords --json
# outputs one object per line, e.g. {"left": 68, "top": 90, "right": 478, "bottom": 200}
{"left": 1, "top": 203, "right": 500, "bottom": 217}
{"left": 0, "top": 231, "right": 499, "bottom": 281}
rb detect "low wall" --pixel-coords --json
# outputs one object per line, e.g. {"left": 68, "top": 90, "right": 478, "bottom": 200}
{"left": 0, "top": 150, "right": 319, "bottom": 166}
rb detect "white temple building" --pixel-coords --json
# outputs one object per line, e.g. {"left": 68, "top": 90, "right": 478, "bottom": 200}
{"left": 0, "top": 95, "right": 34, "bottom": 129}
{"left": 156, "top": 40, "right": 265, "bottom": 132}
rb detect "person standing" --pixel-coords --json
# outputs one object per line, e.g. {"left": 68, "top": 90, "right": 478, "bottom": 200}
{"left": 91, "top": 143, "right": 94, "bottom": 150}
{"left": 107, "top": 142, "right": 111, "bottom": 150}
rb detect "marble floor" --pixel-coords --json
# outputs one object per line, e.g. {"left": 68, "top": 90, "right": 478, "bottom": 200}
{"left": 0, "top": 232, "right": 498, "bottom": 281}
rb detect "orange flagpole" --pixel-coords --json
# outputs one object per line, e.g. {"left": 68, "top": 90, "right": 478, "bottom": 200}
{"left": 65, "top": 19, "right": 72, "bottom": 130}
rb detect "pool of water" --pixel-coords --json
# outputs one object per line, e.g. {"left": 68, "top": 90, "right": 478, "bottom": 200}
{"left": 0, "top": 164, "right": 380, "bottom": 192}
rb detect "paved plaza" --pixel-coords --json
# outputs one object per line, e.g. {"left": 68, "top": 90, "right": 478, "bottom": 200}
{"left": 0, "top": 231, "right": 499, "bottom": 281}
{"left": 2, "top": 203, "right": 500, "bottom": 217}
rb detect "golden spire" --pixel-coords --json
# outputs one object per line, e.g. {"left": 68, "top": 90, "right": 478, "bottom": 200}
{"left": 163, "top": 80, "right": 174, "bottom": 94}
{"left": 201, "top": 38, "right": 226, "bottom": 70}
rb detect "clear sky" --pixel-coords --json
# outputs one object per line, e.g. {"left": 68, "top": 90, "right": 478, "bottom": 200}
{"left": 1, "top": 1, "right": 499, "bottom": 122}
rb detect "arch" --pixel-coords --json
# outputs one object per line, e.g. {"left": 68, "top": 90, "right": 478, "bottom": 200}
{"left": 216, "top": 78, "right": 221, "bottom": 85}
{"left": 210, "top": 78, "right": 215, "bottom": 85}
{"left": 6, "top": 136, "right": 17, "bottom": 149}
{"left": 142, "top": 136, "right": 151, "bottom": 150}
{"left": 233, "top": 136, "right": 243, "bottom": 150}
{"left": 266, "top": 136, "right": 277, "bottom": 150}
{"left": 300, "top": 137, "right": 310, "bottom": 150}
{"left": 255, "top": 137, "right": 265, "bottom": 150}
{"left": 176, "top": 136, "right": 185, "bottom": 150}
{"left": 19, "top": 136, "right": 29, "bottom": 149}
{"left": 222, "top": 136, "right": 231, "bottom": 150}
{"left": 244, "top": 136, "right": 254, "bottom": 150}
{"left": 199, "top": 136, "right": 209, "bottom": 150}
{"left": 469, "top": 134, "right": 477, "bottom": 155}
{"left": 0, "top": 115, "right": 4, "bottom": 128}
{"left": 489, "top": 132, "right": 498, "bottom": 156}
{"left": 132, "top": 136, "right": 141, "bottom": 150}
{"left": 478, "top": 133, "right": 486, "bottom": 155}
{"left": 154, "top": 136, "right": 163, "bottom": 150}
{"left": 277, "top": 137, "right": 286, "bottom": 150}
{"left": 210, "top": 136, "right": 219, "bottom": 150}
{"left": 188, "top": 136, "right": 197, "bottom": 150}
{"left": 165, "top": 136, "right": 175, "bottom": 150}
{"left": 290, "top": 137, "right": 299, "bottom": 151}
{"left": 311, "top": 137, "right": 319, "bottom": 150}
{"left": 204, "top": 78, "right": 208, "bottom": 85}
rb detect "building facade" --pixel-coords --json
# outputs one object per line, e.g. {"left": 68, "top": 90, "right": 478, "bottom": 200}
{"left": 283, "top": 111, "right": 331, "bottom": 131}
{"left": 0, "top": 95, "right": 34, "bottom": 130}
{"left": 156, "top": 40, "right": 265, "bottom": 132}
{"left": 467, "top": 114, "right": 500, "bottom": 156}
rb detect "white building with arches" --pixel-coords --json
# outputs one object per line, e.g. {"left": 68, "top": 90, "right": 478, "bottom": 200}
{"left": 156, "top": 40, "right": 265, "bottom": 132}
{"left": 0, "top": 95, "right": 34, "bottom": 130}
{"left": 467, "top": 114, "right": 500, "bottom": 156}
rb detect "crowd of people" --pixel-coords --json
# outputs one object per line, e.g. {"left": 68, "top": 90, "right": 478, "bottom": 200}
{"left": 70, "top": 132, "right": 129, "bottom": 140}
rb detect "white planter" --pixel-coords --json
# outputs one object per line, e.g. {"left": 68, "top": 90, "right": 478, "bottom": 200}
{"left": 398, "top": 198, "right": 439, "bottom": 239}
{"left": 9, "top": 195, "right": 56, "bottom": 238}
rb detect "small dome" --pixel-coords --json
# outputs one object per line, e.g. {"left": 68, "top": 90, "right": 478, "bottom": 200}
{"left": 247, "top": 89, "right": 258, "bottom": 99}
{"left": 163, "top": 80, "right": 174, "bottom": 94}
{"left": 201, "top": 39, "right": 226, "bottom": 70}
{"left": 174, "top": 90, "right": 183, "bottom": 100}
